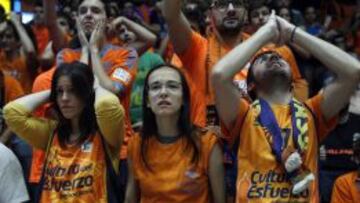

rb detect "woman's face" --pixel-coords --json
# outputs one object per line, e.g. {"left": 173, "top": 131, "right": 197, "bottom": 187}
{"left": 56, "top": 76, "right": 85, "bottom": 120}
{"left": 147, "top": 67, "right": 183, "bottom": 117}
{"left": 0, "top": 24, "right": 18, "bottom": 52}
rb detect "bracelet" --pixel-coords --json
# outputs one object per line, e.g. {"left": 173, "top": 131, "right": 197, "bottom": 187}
{"left": 290, "top": 27, "right": 298, "bottom": 43}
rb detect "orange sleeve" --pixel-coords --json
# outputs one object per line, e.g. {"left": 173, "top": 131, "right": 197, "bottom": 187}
{"left": 178, "top": 31, "right": 207, "bottom": 66}
{"left": 55, "top": 49, "right": 81, "bottom": 66}
{"left": 177, "top": 31, "right": 207, "bottom": 86}
{"left": 200, "top": 131, "right": 218, "bottom": 173}
{"left": 4, "top": 75, "right": 24, "bottom": 103}
{"left": 305, "top": 94, "right": 338, "bottom": 141}
{"left": 221, "top": 99, "right": 250, "bottom": 145}
{"left": 108, "top": 48, "right": 138, "bottom": 94}
{"left": 331, "top": 174, "right": 354, "bottom": 203}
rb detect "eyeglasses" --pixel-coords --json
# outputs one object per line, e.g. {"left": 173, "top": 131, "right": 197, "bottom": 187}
{"left": 211, "top": 0, "right": 245, "bottom": 9}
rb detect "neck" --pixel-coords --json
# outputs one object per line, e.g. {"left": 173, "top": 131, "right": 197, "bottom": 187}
{"left": 70, "top": 118, "right": 81, "bottom": 137}
{"left": 155, "top": 114, "right": 180, "bottom": 137}
{"left": 214, "top": 28, "right": 243, "bottom": 48}
{"left": 258, "top": 88, "right": 293, "bottom": 105}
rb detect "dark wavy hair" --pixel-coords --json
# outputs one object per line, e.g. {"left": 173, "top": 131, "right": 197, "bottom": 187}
{"left": 50, "top": 62, "right": 97, "bottom": 148}
{"left": 140, "top": 64, "right": 200, "bottom": 171}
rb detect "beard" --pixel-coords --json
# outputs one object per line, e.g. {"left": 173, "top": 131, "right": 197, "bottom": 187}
{"left": 258, "top": 67, "right": 292, "bottom": 92}
{"left": 216, "top": 18, "right": 243, "bottom": 36}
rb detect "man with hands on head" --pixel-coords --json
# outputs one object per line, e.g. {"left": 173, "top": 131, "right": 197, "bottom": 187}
{"left": 212, "top": 11, "right": 360, "bottom": 203}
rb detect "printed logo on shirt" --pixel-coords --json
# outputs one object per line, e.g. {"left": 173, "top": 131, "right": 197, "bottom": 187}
{"left": 177, "top": 169, "right": 202, "bottom": 195}
{"left": 81, "top": 141, "right": 93, "bottom": 153}
{"left": 238, "top": 170, "right": 309, "bottom": 201}
{"left": 112, "top": 68, "right": 131, "bottom": 84}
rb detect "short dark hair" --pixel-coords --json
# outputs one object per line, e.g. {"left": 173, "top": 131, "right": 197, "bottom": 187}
{"left": 50, "top": 62, "right": 97, "bottom": 148}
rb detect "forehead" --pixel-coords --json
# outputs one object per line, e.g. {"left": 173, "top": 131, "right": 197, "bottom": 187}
{"left": 57, "top": 76, "right": 72, "bottom": 86}
{"left": 80, "top": 0, "right": 105, "bottom": 9}
{"left": 148, "top": 68, "right": 181, "bottom": 84}
{"left": 251, "top": 6, "right": 269, "bottom": 13}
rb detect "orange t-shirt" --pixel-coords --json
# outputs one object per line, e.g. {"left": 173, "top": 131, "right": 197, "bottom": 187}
{"left": 40, "top": 132, "right": 107, "bottom": 202}
{"left": 32, "top": 25, "right": 50, "bottom": 55}
{"left": 128, "top": 131, "right": 218, "bottom": 202}
{"left": 331, "top": 171, "right": 360, "bottom": 203}
{"left": 228, "top": 94, "right": 337, "bottom": 202}
{"left": 3, "top": 74, "right": 24, "bottom": 103}
{"left": 179, "top": 31, "right": 307, "bottom": 126}
{"left": 0, "top": 52, "right": 33, "bottom": 93}
{"left": 56, "top": 45, "right": 138, "bottom": 160}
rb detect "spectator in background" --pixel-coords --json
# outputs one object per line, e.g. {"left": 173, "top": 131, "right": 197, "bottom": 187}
{"left": 331, "top": 132, "right": 360, "bottom": 203}
{"left": 0, "top": 13, "right": 38, "bottom": 93}
{"left": 272, "top": 0, "right": 305, "bottom": 26}
{"left": 31, "top": 2, "right": 50, "bottom": 55}
{"left": 0, "top": 143, "right": 29, "bottom": 203}
{"left": 319, "top": 83, "right": 360, "bottom": 203}
{"left": 304, "top": 5, "right": 325, "bottom": 37}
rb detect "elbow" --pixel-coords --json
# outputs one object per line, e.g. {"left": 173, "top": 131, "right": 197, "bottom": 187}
{"left": 211, "top": 65, "right": 227, "bottom": 87}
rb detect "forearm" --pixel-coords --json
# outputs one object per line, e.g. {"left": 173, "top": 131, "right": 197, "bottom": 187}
{"left": 10, "top": 90, "right": 50, "bottom": 111}
{"left": 212, "top": 27, "right": 272, "bottom": 82}
{"left": 43, "top": 0, "right": 66, "bottom": 53}
{"left": 11, "top": 20, "right": 36, "bottom": 54}
{"left": 122, "top": 18, "right": 156, "bottom": 46}
{"left": 293, "top": 28, "right": 360, "bottom": 79}
{"left": 163, "top": 0, "right": 192, "bottom": 54}
{"left": 90, "top": 50, "right": 118, "bottom": 93}
{"left": 163, "top": 0, "right": 182, "bottom": 22}
{"left": 95, "top": 87, "right": 124, "bottom": 151}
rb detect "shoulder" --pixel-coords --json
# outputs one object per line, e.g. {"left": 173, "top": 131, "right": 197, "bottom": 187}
{"left": 0, "top": 144, "right": 20, "bottom": 169}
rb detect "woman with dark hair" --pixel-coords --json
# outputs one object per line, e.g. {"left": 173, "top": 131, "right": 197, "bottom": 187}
{"left": 4, "top": 61, "right": 125, "bottom": 202}
{"left": 125, "top": 64, "right": 225, "bottom": 203}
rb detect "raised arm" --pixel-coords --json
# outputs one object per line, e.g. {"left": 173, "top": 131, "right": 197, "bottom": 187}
{"left": 10, "top": 13, "right": 36, "bottom": 55}
{"left": 111, "top": 16, "right": 156, "bottom": 55}
{"left": 211, "top": 12, "right": 278, "bottom": 128}
{"left": 277, "top": 17, "right": 360, "bottom": 120}
{"left": 94, "top": 78, "right": 124, "bottom": 152}
{"left": 162, "top": 0, "right": 192, "bottom": 54}
{"left": 3, "top": 90, "right": 55, "bottom": 149}
{"left": 43, "top": 0, "right": 67, "bottom": 53}
{"left": 208, "top": 143, "right": 226, "bottom": 203}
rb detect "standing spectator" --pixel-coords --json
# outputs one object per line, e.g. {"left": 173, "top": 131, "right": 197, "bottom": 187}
{"left": 304, "top": 6, "right": 324, "bottom": 37}
{"left": 211, "top": 12, "right": 360, "bottom": 202}
{"left": 31, "top": 2, "right": 50, "bottom": 55}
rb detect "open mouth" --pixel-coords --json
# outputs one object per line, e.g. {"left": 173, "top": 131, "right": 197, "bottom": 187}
{"left": 158, "top": 100, "right": 171, "bottom": 107}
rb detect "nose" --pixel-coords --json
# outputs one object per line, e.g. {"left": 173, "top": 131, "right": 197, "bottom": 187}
{"left": 61, "top": 91, "right": 69, "bottom": 101}
{"left": 159, "top": 86, "right": 168, "bottom": 97}
{"left": 226, "top": 3, "right": 236, "bottom": 16}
